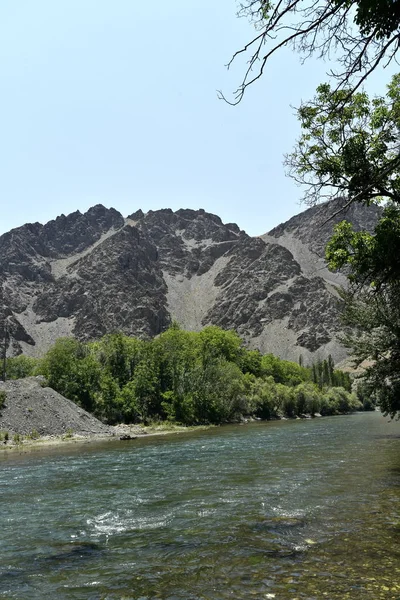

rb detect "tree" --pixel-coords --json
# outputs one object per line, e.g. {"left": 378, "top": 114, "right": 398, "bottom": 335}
{"left": 330, "top": 279, "right": 400, "bottom": 417}
{"left": 261, "top": 353, "right": 309, "bottom": 385}
{"left": 327, "top": 204, "right": 400, "bottom": 289}
{"left": 90, "top": 333, "right": 143, "bottom": 388}
{"left": 222, "top": 0, "right": 400, "bottom": 105}
{"left": 199, "top": 326, "right": 244, "bottom": 367}
{"left": 286, "top": 75, "right": 400, "bottom": 207}
{"left": 283, "top": 73, "right": 400, "bottom": 416}
{"left": 4, "top": 355, "right": 40, "bottom": 379}
{"left": 39, "top": 338, "right": 101, "bottom": 412}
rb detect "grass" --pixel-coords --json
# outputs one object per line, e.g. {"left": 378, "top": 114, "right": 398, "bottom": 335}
{"left": 144, "top": 421, "right": 215, "bottom": 434}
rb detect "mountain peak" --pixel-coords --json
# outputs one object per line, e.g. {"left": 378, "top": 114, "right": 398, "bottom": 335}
{"left": 0, "top": 200, "right": 380, "bottom": 362}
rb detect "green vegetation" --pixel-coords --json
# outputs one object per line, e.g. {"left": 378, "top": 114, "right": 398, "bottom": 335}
{"left": 0, "top": 355, "right": 40, "bottom": 381}
{"left": 0, "top": 390, "right": 6, "bottom": 411}
{"left": 26, "top": 429, "right": 40, "bottom": 440}
{"left": 22, "top": 326, "right": 361, "bottom": 426}
{"left": 311, "top": 357, "right": 351, "bottom": 391}
{"left": 286, "top": 75, "right": 400, "bottom": 209}
{"left": 225, "top": 3, "right": 400, "bottom": 418}
{"left": 287, "top": 74, "right": 400, "bottom": 418}
{"left": 0, "top": 431, "right": 9, "bottom": 443}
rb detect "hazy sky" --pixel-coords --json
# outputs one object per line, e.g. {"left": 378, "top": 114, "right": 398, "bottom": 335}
{"left": 0, "top": 1, "right": 394, "bottom": 236}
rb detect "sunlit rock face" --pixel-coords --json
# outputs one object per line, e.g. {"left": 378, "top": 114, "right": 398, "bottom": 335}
{"left": 0, "top": 198, "right": 380, "bottom": 362}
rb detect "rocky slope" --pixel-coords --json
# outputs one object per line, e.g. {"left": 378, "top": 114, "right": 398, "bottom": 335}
{"left": 0, "top": 199, "right": 380, "bottom": 362}
{"left": 0, "top": 377, "right": 112, "bottom": 436}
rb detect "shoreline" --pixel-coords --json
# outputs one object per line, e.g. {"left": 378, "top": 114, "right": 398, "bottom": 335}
{"left": 0, "top": 410, "right": 375, "bottom": 455}
{"left": 0, "top": 423, "right": 216, "bottom": 454}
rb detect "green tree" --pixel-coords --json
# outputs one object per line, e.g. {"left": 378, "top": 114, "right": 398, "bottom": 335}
{"left": 96, "top": 374, "right": 122, "bottom": 424}
{"left": 39, "top": 338, "right": 100, "bottom": 412}
{"left": 285, "top": 74, "right": 400, "bottom": 417}
{"left": 286, "top": 75, "right": 400, "bottom": 207}
{"left": 334, "top": 284, "right": 400, "bottom": 417}
{"left": 189, "top": 358, "right": 246, "bottom": 424}
{"left": 90, "top": 333, "right": 143, "bottom": 388}
{"left": 241, "top": 349, "right": 263, "bottom": 377}
{"left": 326, "top": 205, "right": 400, "bottom": 416}
{"left": 130, "top": 353, "right": 161, "bottom": 423}
{"left": 261, "top": 353, "right": 309, "bottom": 385}
{"left": 4, "top": 355, "right": 40, "bottom": 379}
{"left": 153, "top": 326, "right": 197, "bottom": 403}
{"left": 199, "top": 326, "right": 244, "bottom": 367}
{"left": 248, "top": 376, "right": 279, "bottom": 420}
{"left": 293, "top": 382, "right": 321, "bottom": 416}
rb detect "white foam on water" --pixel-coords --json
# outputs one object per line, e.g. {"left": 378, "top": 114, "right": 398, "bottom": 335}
{"left": 87, "top": 510, "right": 173, "bottom": 537}
{"left": 272, "top": 507, "right": 307, "bottom": 518}
{"left": 197, "top": 508, "right": 217, "bottom": 518}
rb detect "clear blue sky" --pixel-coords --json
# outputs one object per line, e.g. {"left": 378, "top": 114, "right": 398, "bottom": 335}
{"left": 0, "top": 1, "right": 394, "bottom": 236}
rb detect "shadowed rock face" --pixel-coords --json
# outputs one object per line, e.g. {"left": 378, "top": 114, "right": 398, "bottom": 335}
{"left": 0, "top": 198, "right": 380, "bottom": 361}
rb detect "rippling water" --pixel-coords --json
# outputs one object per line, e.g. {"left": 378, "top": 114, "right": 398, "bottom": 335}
{"left": 1, "top": 412, "right": 399, "bottom": 599}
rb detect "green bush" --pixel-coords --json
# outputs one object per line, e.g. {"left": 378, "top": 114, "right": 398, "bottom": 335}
{"left": 1, "top": 431, "right": 10, "bottom": 443}
{"left": 0, "top": 390, "right": 6, "bottom": 410}
{"left": 6, "top": 356, "right": 41, "bottom": 379}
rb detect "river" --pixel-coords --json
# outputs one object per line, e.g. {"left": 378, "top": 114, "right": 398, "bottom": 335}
{"left": 0, "top": 412, "right": 399, "bottom": 599}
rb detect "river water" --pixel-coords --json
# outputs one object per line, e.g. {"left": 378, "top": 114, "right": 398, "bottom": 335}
{"left": 0, "top": 412, "right": 399, "bottom": 599}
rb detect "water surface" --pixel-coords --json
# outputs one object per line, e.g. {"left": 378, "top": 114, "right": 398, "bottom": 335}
{"left": 1, "top": 412, "right": 399, "bottom": 599}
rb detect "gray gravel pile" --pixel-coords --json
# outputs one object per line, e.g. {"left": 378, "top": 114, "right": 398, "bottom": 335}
{"left": 0, "top": 377, "right": 112, "bottom": 437}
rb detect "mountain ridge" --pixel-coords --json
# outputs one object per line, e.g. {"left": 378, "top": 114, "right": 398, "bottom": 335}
{"left": 0, "top": 199, "right": 381, "bottom": 362}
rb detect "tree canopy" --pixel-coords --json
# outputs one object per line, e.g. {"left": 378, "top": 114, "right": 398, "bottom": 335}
{"left": 285, "top": 74, "right": 400, "bottom": 207}
{"left": 326, "top": 205, "right": 400, "bottom": 418}
{"left": 222, "top": 0, "right": 400, "bottom": 104}
{"left": 3, "top": 327, "right": 361, "bottom": 426}
{"left": 288, "top": 75, "right": 400, "bottom": 417}
{"left": 222, "top": 3, "right": 400, "bottom": 417}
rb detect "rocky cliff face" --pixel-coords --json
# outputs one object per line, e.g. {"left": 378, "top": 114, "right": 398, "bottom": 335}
{"left": 0, "top": 199, "right": 380, "bottom": 362}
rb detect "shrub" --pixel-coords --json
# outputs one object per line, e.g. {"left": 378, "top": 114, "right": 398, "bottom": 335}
{"left": 0, "top": 390, "right": 6, "bottom": 411}
{"left": 293, "top": 383, "right": 321, "bottom": 416}
{"left": 250, "top": 377, "right": 279, "bottom": 420}
{"left": 1, "top": 431, "right": 9, "bottom": 443}
{"left": 6, "top": 356, "right": 40, "bottom": 379}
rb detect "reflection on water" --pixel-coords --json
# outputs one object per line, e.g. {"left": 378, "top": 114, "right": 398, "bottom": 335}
{"left": 0, "top": 412, "right": 399, "bottom": 599}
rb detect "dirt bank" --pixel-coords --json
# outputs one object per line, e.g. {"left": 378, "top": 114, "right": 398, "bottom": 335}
{"left": 0, "top": 376, "right": 113, "bottom": 437}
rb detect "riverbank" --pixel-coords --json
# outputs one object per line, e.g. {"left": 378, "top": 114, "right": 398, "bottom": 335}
{"left": 0, "top": 422, "right": 216, "bottom": 454}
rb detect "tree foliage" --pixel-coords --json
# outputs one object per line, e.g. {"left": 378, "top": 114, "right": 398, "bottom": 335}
{"left": 29, "top": 327, "right": 360, "bottom": 425}
{"left": 327, "top": 274, "right": 400, "bottom": 418}
{"left": 0, "top": 355, "right": 40, "bottom": 380}
{"left": 223, "top": 0, "right": 400, "bottom": 104}
{"left": 286, "top": 74, "right": 400, "bottom": 206}
{"left": 287, "top": 75, "right": 400, "bottom": 417}
{"left": 327, "top": 204, "right": 400, "bottom": 288}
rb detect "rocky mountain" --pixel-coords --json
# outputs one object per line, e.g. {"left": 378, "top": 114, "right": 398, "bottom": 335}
{"left": 0, "top": 198, "right": 381, "bottom": 363}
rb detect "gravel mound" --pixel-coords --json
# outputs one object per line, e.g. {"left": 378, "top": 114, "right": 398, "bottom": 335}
{"left": 0, "top": 377, "right": 112, "bottom": 437}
